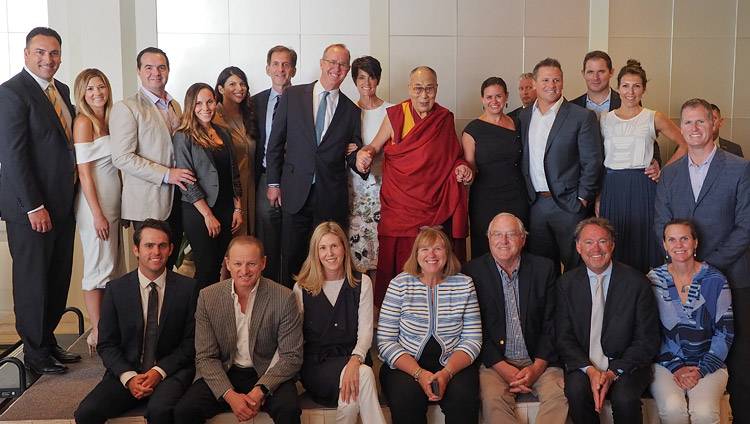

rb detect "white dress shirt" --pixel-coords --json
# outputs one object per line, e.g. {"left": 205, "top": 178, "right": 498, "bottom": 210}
{"left": 231, "top": 280, "right": 259, "bottom": 368}
{"left": 528, "top": 97, "right": 564, "bottom": 192}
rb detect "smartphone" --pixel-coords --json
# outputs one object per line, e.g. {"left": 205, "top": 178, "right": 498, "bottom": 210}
{"left": 430, "top": 380, "right": 440, "bottom": 396}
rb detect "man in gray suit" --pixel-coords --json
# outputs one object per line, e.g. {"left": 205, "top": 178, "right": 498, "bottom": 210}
{"left": 711, "top": 104, "right": 743, "bottom": 158}
{"left": 655, "top": 98, "right": 750, "bottom": 422}
{"left": 174, "top": 236, "right": 302, "bottom": 424}
{"left": 110, "top": 47, "right": 195, "bottom": 268}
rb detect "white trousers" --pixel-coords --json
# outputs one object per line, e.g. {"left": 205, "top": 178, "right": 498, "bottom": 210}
{"left": 650, "top": 363, "right": 728, "bottom": 424}
{"left": 336, "top": 363, "right": 386, "bottom": 424}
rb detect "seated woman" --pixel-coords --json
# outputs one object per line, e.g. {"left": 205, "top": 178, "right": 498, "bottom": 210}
{"left": 647, "top": 219, "right": 733, "bottom": 424}
{"left": 293, "top": 222, "right": 386, "bottom": 424}
{"left": 377, "top": 227, "right": 482, "bottom": 424}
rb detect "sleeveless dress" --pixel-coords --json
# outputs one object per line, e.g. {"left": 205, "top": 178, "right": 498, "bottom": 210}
{"left": 463, "top": 119, "right": 529, "bottom": 259}
{"left": 74, "top": 135, "right": 125, "bottom": 290}
{"left": 599, "top": 108, "right": 661, "bottom": 273}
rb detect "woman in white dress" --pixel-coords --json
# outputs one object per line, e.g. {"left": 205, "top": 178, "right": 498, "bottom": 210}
{"left": 348, "top": 56, "right": 393, "bottom": 272}
{"left": 72, "top": 68, "right": 125, "bottom": 354}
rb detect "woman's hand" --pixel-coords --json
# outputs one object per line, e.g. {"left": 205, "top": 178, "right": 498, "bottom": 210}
{"left": 673, "top": 365, "right": 701, "bottom": 390}
{"left": 346, "top": 142, "right": 358, "bottom": 155}
{"left": 231, "top": 211, "right": 243, "bottom": 234}
{"left": 644, "top": 158, "right": 661, "bottom": 182}
{"left": 339, "top": 356, "right": 361, "bottom": 404}
{"left": 93, "top": 213, "right": 110, "bottom": 241}
{"left": 203, "top": 213, "right": 221, "bottom": 238}
{"left": 356, "top": 146, "right": 375, "bottom": 173}
{"left": 427, "top": 369, "right": 451, "bottom": 401}
{"left": 455, "top": 164, "right": 473, "bottom": 185}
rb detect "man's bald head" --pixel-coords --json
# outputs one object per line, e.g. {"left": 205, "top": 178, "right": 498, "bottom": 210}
{"left": 410, "top": 65, "right": 437, "bottom": 80}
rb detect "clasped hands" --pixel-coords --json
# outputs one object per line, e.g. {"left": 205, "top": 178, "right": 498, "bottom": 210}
{"left": 224, "top": 386, "right": 266, "bottom": 422}
{"left": 673, "top": 365, "right": 701, "bottom": 390}
{"left": 495, "top": 361, "right": 544, "bottom": 394}
{"left": 126, "top": 369, "right": 163, "bottom": 399}
{"left": 586, "top": 367, "right": 617, "bottom": 413}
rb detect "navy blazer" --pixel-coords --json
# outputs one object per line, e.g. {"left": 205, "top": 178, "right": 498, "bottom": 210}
{"left": 97, "top": 269, "right": 198, "bottom": 386}
{"left": 251, "top": 88, "right": 271, "bottom": 185}
{"left": 655, "top": 149, "right": 750, "bottom": 289}
{"left": 462, "top": 251, "right": 558, "bottom": 368}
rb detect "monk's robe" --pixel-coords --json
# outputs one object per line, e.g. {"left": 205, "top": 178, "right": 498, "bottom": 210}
{"left": 374, "top": 99, "right": 468, "bottom": 307}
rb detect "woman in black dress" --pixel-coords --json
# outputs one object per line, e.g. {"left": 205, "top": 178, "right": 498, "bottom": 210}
{"left": 462, "top": 77, "right": 528, "bottom": 258}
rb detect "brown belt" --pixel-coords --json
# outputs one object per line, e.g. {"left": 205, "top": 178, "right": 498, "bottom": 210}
{"left": 538, "top": 191, "right": 552, "bottom": 197}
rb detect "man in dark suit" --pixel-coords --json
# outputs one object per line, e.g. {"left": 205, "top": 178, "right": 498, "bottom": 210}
{"left": 0, "top": 27, "right": 80, "bottom": 375}
{"left": 556, "top": 217, "right": 659, "bottom": 423}
{"left": 265, "top": 43, "right": 366, "bottom": 287}
{"left": 252, "top": 45, "right": 297, "bottom": 283}
{"left": 711, "top": 103, "right": 743, "bottom": 157}
{"left": 462, "top": 213, "right": 566, "bottom": 424}
{"left": 518, "top": 57, "right": 603, "bottom": 272}
{"left": 75, "top": 219, "right": 197, "bottom": 424}
{"left": 655, "top": 98, "right": 750, "bottom": 422}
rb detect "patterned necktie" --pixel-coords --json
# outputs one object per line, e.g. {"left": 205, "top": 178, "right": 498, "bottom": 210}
{"left": 589, "top": 274, "right": 608, "bottom": 372}
{"left": 46, "top": 84, "right": 71, "bottom": 141}
{"left": 272, "top": 94, "right": 280, "bottom": 122}
{"left": 141, "top": 282, "right": 159, "bottom": 371}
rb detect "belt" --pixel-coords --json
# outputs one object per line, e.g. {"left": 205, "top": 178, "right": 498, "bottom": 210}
{"left": 537, "top": 191, "right": 552, "bottom": 197}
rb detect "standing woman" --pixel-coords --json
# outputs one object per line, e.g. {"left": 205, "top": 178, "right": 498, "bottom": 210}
{"left": 348, "top": 56, "right": 393, "bottom": 271}
{"left": 73, "top": 68, "right": 125, "bottom": 354}
{"left": 599, "top": 59, "right": 688, "bottom": 273}
{"left": 214, "top": 66, "right": 257, "bottom": 236}
{"left": 174, "top": 83, "right": 243, "bottom": 290}
{"left": 293, "top": 222, "right": 386, "bottom": 424}
{"left": 461, "top": 77, "right": 528, "bottom": 258}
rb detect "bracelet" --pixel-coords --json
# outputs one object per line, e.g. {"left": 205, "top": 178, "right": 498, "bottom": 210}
{"left": 233, "top": 208, "right": 243, "bottom": 214}
{"left": 443, "top": 366, "right": 454, "bottom": 380}
{"left": 351, "top": 353, "right": 364, "bottom": 364}
{"left": 413, "top": 367, "right": 424, "bottom": 381}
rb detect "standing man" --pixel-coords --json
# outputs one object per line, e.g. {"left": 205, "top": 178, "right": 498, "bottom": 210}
{"left": 110, "top": 47, "right": 194, "bottom": 269}
{"left": 557, "top": 218, "right": 659, "bottom": 423}
{"left": 711, "top": 103, "right": 743, "bottom": 157}
{"left": 655, "top": 98, "right": 750, "bottom": 422}
{"left": 265, "top": 43, "right": 365, "bottom": 287}
{"left": 518, "top": 58, "right": 602, "bottom": 272}
{"left": 507, "top": 73, "right": 536, "bottom": 119}
{"left": 252, "top": 45, "right": 297, "bottom": 282}
{"left": 0, "top": 27, "right": 80, "bottom": 374}
{"left": 75, "top": 219, "right": 197, "bottom": 424}
{"left": 174, "top": 236, "right": 302, "bottom": 424}
{"left": 462, "top": 213, "right": 567, "bottom": 424}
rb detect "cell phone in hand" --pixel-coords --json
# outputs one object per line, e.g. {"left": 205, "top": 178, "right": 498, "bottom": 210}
{"left": 431, "top": 380, "right": 439, "bottom": 396}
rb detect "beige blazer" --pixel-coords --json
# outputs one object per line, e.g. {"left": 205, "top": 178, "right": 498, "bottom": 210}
{"left": 110, "top": 89, "right": 182, "bottom": 221}
{"left": 194, "top": 277, "right": 302, "bottom": 398}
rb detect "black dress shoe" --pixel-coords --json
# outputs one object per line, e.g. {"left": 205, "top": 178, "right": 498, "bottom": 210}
{"left": 24, "top": 356, "right": 68, "bottom": 375}
{"left": 51, "top": 345, "right": 82, "bottom": 363}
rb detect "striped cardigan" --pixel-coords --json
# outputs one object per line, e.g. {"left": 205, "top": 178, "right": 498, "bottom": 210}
{"left": 377, "top": 272, "right": 482, "bottom": 368}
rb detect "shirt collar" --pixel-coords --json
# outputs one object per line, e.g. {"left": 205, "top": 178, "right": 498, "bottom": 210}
{"left": 586, "top": 90, "right": 612, "bottom": 107}
{"left": 532, "top": 96, "right": 564, "bottom": 116}
{"left": 314, "top": 80, "right": 340, "bottom": 100}
{"left": 137, "top": 268, "right": 167, "bottom": 289}
{"left": 585, "top": 261, "right": 613, "bottom": 283}
{"left": 495, "top": 256, "right": 521, "bottom": 280}
{"left": 231, "top": 278, "right": 259, "bottom": 299}
{"left": 270, "top": 87, "right": 282, "bottom": 99}
{"left": 141, "top": 86, "right": 174, "bottom": 105}
{"left": 24, "top": 65, "right": 52, "bottom": 91}
{"left": 688, "top": 145, "right": 718, "bottom": 168}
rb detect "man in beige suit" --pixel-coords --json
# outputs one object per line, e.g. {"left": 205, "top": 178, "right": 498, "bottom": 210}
{"left": 110, "top": 46, "right": 195, "bottom": 268}
{"left": 174, "top": 236, "right": 302, "bottom": 424}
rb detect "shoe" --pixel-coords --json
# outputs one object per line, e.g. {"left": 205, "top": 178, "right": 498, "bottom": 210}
{"left": 24, "top": 356, "right": 68, "bottom": 375}
{"left": 51, "top": 345, "right": 82, "bottom": 363}
{"left": 87, "top": 332, "right": 97, "bottom": 358}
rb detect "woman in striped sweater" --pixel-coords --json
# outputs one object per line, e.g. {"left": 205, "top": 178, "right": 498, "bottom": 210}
{"left": 377, "top": 227, "right": 482, "bottom": 424}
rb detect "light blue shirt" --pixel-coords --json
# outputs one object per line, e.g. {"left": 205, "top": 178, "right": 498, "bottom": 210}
{"left": 495, "top": 258, "right": 530, "bottom": 361}
{"left": 263, "top": 88, "right": 282, "bottom": 168}
{"left": 688, "top": 146, "right": 718, "bottom": 201}
{"left": 584, "top": 92, "right": 611, "bottom": 117}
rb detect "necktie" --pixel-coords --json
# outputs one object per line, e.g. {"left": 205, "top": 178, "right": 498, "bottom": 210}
{"left": 45, "top": 84, "right": 71, "bottom": 141}
{"left": 141, "top": 282, "right": 159, "bottom": 372}
{"left": 315, "top": 91, "right": 330, "bottom": 145}
{"left": 272, "top": 94, "right": 280, "bottom": 123}
{"left": 589, "top": 274, "right": 608, "bottom": 372}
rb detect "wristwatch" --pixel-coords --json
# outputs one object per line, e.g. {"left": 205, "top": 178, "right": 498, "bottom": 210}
{"left": 256, "top": 384, "right": 269, "bottom": 397}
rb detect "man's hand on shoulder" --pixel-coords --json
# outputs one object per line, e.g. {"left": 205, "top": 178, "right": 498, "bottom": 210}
{"left": 28, "top": 207, "right": 52, "bottom": 232}
{"left": 167, "top": 168, "right": 195, "bottom": 190}
{"left": 224, "top": 389, "right": 259, "bottom": 422}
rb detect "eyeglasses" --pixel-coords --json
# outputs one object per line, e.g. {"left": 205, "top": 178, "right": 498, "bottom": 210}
{"left": 323, "top": 59, "right": 350, "bottom": 69}
{"left": 489, "top": 231, "right": 522, "bottom": 240}
{"left": 410, "top": 86, "right": 436, "bottom": 96}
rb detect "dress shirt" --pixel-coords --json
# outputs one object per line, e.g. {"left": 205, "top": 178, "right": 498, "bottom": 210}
{"left": 231, "top": 280, "right": 259, "bottom": 368}
{"left": 495, "top": 258, "right": 530, "bottom": 361}
{"left": 581, "top": 262, "right": 613, "bottom": 373}
{"left": 119, "top": 269, "right": 168, "bottom": 387}
{"left": 584, "top": 91, "right": 611, "bottom": 118}
{"left": 141, "top": 87, "right": 180, "bottom": 184}
{"left": 263, "top": 88, "right": 282, "bottom": 168}
{"left": 688, "top": 145, "right": 718, "bottom": 202}
{"left": 528, "top": 97, "right": 564, "bottom": 192}
{"left": 312, "top": 81, "right": 340, "bottom": 141}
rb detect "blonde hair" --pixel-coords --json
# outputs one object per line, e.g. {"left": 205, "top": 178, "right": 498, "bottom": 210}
{"left": 73, "top": 68, "right": 112, "bottom": 137}
{"left": 295, "top": 221, "right": 361, "bottom": 296}
{"left": 174, "top": 82, "right": 222, "bottom": 149}
{"left": 403, "top": 227, "right": 461, "bottom": 278}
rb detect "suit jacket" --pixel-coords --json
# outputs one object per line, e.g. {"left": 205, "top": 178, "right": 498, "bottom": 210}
{"left": 194, "top": 277, "right": 303, "bottom": 398}
{"left": 719, "top": 137, "right": 744, "bottom": 158}
{"left": 110, "top": 89, "right": 183, "bottom": 221}
{"left": 519, "top": 99, "right": 603, "bottom": 213}
{"left": 556, "top": 261, "right": 660, "bottom": 374}
{"left": 655, "top": 149, "right": 750, "bottom": 288}
{"left": 0, "top": 69, "right": 76, "bottom": 223}
{"left": 251, "top": 88, "right": 271, "bottom": 185}
{"left": 462, "top": 251, "right": 558, "bottom": 368}
{"left": 97, "top": 269, "right": 198, "bottom": 386}
{"left": 265, "top": 81, "right": 365, "bottom": 215}
{"left": 173, "top": 125, "right": 242, "bottom": 206}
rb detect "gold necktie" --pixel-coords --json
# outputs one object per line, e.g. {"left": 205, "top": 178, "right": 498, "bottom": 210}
{"left": 46, "top": 84, "right": 71, "bottom": 140}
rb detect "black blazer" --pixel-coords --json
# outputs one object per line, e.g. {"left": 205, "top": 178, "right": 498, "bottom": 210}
{"left": 719, "top": 137, "right": 744, "bottom": 158}
{"left": 519, "top": 99, "right": 603, "bottom": 213}
{"left": 462, "top": 251, "right": 558, "bottom": 368}
{"left": 555, "top": 261, "right": 660, "bottom": 374}
{"left": 97, "top": 270, "right": 198, "bottom": 386}
{"left": 265, "top": 81, "right": 366, "bottom": 215}
{"left": 0, "top": 69, "right": 76, "bottom": 223}
{"left": 251, "top": 88, "right": 271, "bottom": 185}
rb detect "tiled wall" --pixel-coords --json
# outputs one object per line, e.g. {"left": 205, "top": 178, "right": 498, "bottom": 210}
{"left": 0, "top": 0, "right": 47, "bottom": 84}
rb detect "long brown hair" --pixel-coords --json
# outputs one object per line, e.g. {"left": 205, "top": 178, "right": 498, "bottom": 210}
{"left": 73, "top": 68, "right": 112, "bottom": 137}
{"left": 295, "top": 221, "right": 362, "bottom": 296}
{"left": 175, "top": 82, "right": 222, "bottom": 149}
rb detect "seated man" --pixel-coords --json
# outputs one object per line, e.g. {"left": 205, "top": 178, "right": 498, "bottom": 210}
{"left": 174, "top": 236, "right": 302, "bottom": 424}
{"left": 556, "top": 217, "right": 659, "bottom": 423}
{"left": 462, "top": 212, "right": 567, "bottom": 423}
{"left": 356, "top": 65, "right": 473, "bottom": 306}
{"left": 75, "top": 219, "right": 198, "bottom": 424}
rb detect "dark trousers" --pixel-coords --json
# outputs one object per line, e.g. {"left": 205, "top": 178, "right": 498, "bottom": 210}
{"left": 6, "top": 212, "right": 75, "bottom": 359}
{"left": 380, "top": 364, "right": 479, "bottom": 424}
{"left": 564, "top": 366, "right": 651, "bottom": 424}
{"left": 281, "top": 184, "right": 347, "bottom": 288}
{"left": 527, "top": 195, "right": 586, "bottom": 273}
{"left": 256, "top": 172, "right": 282, "bottom": 283}
{"left": 727, "top": 287, "right": 750, "bottom": 422}
{"left": 75, "top": 374, "right": 189, "bottom": 424}
{"left": 174, "top": 367, "right": 301, "bottom": 424}
{"left": 182, "top": 202, "right": 232, "bottom": 290}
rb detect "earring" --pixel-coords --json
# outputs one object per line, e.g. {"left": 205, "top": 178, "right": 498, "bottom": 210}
{"left": 481, "top": 105, "right": 485, "bottom": 111}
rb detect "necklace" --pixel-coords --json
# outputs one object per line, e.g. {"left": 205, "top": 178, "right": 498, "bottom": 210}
{"left": 670, "top": 264, "right": 697, "bottom": 293}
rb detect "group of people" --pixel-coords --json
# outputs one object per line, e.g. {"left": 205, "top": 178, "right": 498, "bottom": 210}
{"left": 1, "top": 24, "right": 749, "bottom": 424}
